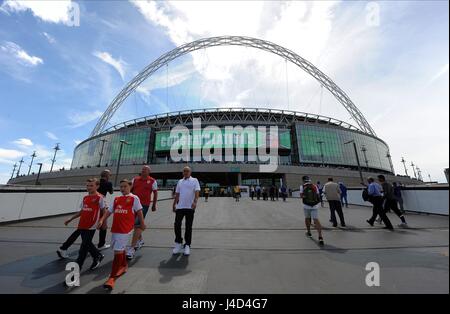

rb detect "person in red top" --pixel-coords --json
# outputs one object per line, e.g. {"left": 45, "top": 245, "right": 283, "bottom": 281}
{"left": 63, "top": 178, "right": 106, "bottom": 270}
{"left": 98, "top": 179, "right": 145, "bottom": 291}
{"left": 126, "top": 165, "right": 158, "bottom": 260}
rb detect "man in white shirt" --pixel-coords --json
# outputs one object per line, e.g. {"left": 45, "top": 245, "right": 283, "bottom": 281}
{"left": 172, "top": 166, "right": 201, "bottom": 256}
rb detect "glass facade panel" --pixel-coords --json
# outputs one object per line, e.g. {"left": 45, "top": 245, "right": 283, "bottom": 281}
{"left": 71, "top": 128, "right": 151, "bottom": 168}
{"left": 71, "top": 122, "right": 391, "bottom": 173}
{"left": 295, "top": 123, "right": 391, "bottom": 172}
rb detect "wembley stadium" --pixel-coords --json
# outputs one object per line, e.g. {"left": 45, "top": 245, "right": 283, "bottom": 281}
{"left": 8, "top": 36, "right": 416, "bottom": 189}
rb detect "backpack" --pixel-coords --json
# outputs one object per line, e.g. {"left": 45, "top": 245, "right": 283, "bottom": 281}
{"left": 362, "top": 188, "right": 370, "bottom": 202}
{"left": 302, "top": 184, "right": 320, "bottom": 206}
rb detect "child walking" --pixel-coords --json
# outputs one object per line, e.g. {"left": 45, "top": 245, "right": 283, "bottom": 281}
{"left": 98, "top": 179, "right": 146, "bottom": 291}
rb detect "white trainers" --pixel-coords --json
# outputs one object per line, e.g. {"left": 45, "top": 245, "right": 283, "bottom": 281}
{"left": 98, "top": 244, "right": 111, "bottom": 250}
{"left": 136, "top": 239, "right": 145, "bottom": 250}
{"left": 57, "top": 248, "right": 69, "bottom": 259}
{"left": 126, "top": 247, "right": 135, "bottom": 260}
{"left": 398, "top": 222, "right": 408, "bottom": 228}
{"left": 172, "top": 243, "right": 184, "bottom": 255}
{"left": 183, "top": 245, "right": 191, "bottom": 256}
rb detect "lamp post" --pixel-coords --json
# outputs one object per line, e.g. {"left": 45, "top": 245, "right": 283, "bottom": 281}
{"left": 10, "top": 163, "right": 17, "bottom": 180}
{"left": 410, "top": 162, "right": 417, "bottom": 179}
{"left": 316, "top": 141, "right": 325, "bottom": 166}
{"left": 416, "top": 166, "right": 423, "bottom": 181}
{"left": 98, "top": 139, "right": 108, "bottom": 167}
{"left": 401, "top": 157, "right": 408, "bottom": 176}
{"left": 35, "top": 163, "right": 43, "bottom": 185}
{"left": 50, "top": 143, "right": 61, "bottom": 173}
{"left": 345, "top": 140, "right": 364, "bottom": 184}
{"left": 386, "top": 152, "right": 394, "bottom": 174}
{"left": 361, "top": 145, "right": 369, "bottom": 171}
{"left": 16, "top": 158, "right": 24, "bottom": 177}
{"left": 114, "top": 140, "right": 130, "bottom": 186}
{"left": 28, "top": 151, "right": 36, "bottom": 176}
{"left": 428, "top": 174, "right": 432, "bottom": 182}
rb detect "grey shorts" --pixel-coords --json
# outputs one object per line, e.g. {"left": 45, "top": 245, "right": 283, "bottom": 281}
{"left": 303, "top": 205, "right": 319, "bottom": 220}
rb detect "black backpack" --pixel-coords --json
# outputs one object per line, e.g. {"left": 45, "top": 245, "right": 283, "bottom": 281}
{"left": 362, "top": 188, "right": 370, "bottom": 202}
{"left": 303, "top": 184, "right": 321, "bottom": 206}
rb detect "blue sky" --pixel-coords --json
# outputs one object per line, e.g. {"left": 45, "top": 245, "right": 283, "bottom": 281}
{"left": 0, "top": 0, "right": 448, "bottom": 183}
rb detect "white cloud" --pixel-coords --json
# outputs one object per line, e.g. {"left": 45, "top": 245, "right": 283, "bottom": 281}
{"left": 0, "top": 41, "right": 43, "bottom": 66}
{"left": 42, "top": 32, "right": 56, "bottom": 44}
{"left": 13, "top": 138, "right": 33, "bottom": 147}
{"left": 136, "top": 60, "right": 196, "bottom": 95}
{"left": 1, "top": 0, "right": 75, "bottom": 25}
{"left": 45, "top": 131, "right": 58, "bottom": 140}
{"left": 74, "top": 139, "right": 82, "bottom": 145}
{"left": 0, "top": 148, "right": 26, "bottom": 163}
{"left": 93, "top": 51, "right": 127, "bottom": 80}
{"left": 68, "top": 110, "right": 104, "bottom": 128}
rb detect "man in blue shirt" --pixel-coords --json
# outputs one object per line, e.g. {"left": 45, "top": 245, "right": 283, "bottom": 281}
{"left": 339, "top": 182, "right": 348, "bottom": 208}
{"left": 366, "top": 177, "right": 394, "bottom": 230}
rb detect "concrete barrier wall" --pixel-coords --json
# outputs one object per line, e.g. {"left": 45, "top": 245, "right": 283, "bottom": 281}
{"left": 292, "top": 187, "right": 449, "bottom": 216}
{"left": 0, "top": 188, "right": 173, "bottom": 223}
{"left": 346, "top": 188, "right": 448, "bottom": 216}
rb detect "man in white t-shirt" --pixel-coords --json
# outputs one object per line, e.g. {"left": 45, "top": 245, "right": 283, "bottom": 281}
{"left": 172, "top": 166, "right": 201, "bottom": 256}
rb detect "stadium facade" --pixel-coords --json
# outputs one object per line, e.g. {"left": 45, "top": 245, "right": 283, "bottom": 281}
{"left": 8, "top": 36, "right": 419, "bottom": 188}
{"left": 10, "top": 107, "right": 410, "bottom": 189}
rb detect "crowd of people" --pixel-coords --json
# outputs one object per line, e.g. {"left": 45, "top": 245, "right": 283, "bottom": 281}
{"left": 56, "top": 165, "right": 406, "bottom": 290}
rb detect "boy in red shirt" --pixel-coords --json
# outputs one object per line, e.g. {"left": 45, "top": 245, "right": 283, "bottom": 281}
{"left": 98, "top": 179, "right": 146, "bottom": 291}
{"left": 63, "top": 178, "right": 105, "bottom": 270}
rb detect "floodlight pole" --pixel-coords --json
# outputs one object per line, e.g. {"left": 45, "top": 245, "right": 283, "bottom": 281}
{"left": 98, "top": 139, "right": 108, "bottom": 166}
{"left": 114, "top": 140, "right": 130, "bottom": 186}
{"left": 16, "top": 158, "right": 24, "bottom": 177}
{"left": 345, "top": 140, "right": 364, "bottom": 184}
{"left": 35, "top": 163, "right": 43, "bottom": 185}
{"left": 28, "top": 151, "right": 37, "bottom": 176}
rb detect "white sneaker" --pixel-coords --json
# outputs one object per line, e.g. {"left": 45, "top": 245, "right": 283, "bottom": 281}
{"left": 136, "top": 239, "right": 145, "bottom": 250}
{"left": 172, "top": 243, "right": 184, "bottom": 255}
{"left": 57, "top": 248, "right": 69, "bottom": 259}
{"left": 126, "top": 247, "right": 135, "bottom": 260}
{"left": 183, "top": 245, "right": 191, "bottom": 256}
{"left": 398, "top": 222, "right": 408, "bottom": 228}
{"left": 98, "top": 244, "right": 111, "bottom": 250}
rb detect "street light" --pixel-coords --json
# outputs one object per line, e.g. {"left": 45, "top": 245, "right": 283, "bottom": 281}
{"left": 344, "top": 140, "right": 364, "bottom": 184}
{"left": 114, "top": 140, "right": 131, "bottom": 186}
{"left": 35, "top": 163, "right": 43, "bottom": 185}
{"left": 10, "top": 163, "right": 17, "bottom": 180}
{"left": 401, "top": 157, "right": 408, "bottom": 176}
{"left": 28, "top": 151, "right": 37, "bottom": 176}
{"left": 428, "top": 174, "right": 432, "bottom": 182}
{"left": 16, "top": 158, "right": 24, "bottom": 177}
{"left": 416, "top": 166, "right": 423, "bottom": 181}
{"left": 361, "top": 145, "right": 369, "bottom": 171}
{"left": 98, "top": 139, "right": 108, "bottom": 166}
{"left": 410, "top": 162, "right": 417, "bottom": 179}
{"left": 386, "top": 152, "right": 394, "bottom": 174}
{"left": 316, "top": 140, "right": 325, "bottom": 166}
{"left": 50, "top": 143, "right": 61, "bottom": 173}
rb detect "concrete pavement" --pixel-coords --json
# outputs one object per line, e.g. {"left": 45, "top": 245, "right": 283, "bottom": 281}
{"left": 0, "top": 197, "right": 448, "bottom": 293}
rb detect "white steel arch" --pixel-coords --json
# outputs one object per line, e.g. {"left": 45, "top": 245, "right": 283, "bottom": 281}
{"left": 91, "top": 36, "right": 376, "bottom": 136}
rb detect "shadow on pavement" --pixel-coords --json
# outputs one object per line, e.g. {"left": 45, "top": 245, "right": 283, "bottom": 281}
{"left": 158, "top": 254, "right": 190, "bottom": 284}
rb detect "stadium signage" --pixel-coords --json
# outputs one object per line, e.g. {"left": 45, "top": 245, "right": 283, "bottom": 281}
{"left": 166, "top": 118, "right": 280, "bottom": 172}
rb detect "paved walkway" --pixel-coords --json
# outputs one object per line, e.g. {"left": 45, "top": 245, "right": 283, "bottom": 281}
{"left": 0, "top": 197, "right": 448, "bottom": 293}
